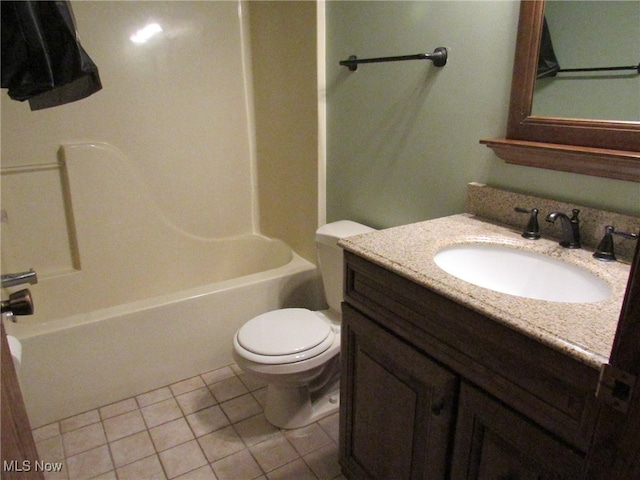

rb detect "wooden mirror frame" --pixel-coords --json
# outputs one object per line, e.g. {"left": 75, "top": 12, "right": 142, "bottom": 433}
{"left": 482, "top": 0, "right": 640, "bottom": 182}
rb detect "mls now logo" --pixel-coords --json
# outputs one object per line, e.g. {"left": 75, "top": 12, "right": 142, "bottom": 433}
{"left": 3, "top": 460, "right": 64, "bottom": 473}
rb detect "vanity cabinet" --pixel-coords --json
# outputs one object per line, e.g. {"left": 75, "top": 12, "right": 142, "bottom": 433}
{"left": 339, "top": 251, "right": 597, "bottom": 479}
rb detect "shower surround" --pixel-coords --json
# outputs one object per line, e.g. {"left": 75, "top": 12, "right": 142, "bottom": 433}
{"left": 0, "top": 1, "right": 320, "bottom": 426}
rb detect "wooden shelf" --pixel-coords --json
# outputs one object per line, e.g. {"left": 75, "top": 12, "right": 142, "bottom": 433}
{"left": 481, "top": 138, "right": 640, "bottom": 183}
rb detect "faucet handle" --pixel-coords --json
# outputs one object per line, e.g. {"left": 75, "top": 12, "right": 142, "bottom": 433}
{"left": 593, "top": 225, "right": 639, "bottom": 262}
{"left": 514, "top": 207, "right": 540, "bottom": 240}
{"left": 1, "top": 289, "right": 34, "bottom": 316}
{"left": 613, "top": 228, "right": 639, "bottom": 241}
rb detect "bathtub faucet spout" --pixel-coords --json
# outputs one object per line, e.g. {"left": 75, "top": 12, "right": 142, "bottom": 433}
{"left": 1, "top": 269, "right": 38, "bottom": 288}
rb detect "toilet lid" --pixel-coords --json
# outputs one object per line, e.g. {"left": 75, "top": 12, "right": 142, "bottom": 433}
{"left": 237, "top": 308, "right": 332, "bottom": 357}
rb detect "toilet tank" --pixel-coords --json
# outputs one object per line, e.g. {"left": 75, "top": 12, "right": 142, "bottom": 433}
{"left": 315, "top": 221, "right": 376, "bottom": 313}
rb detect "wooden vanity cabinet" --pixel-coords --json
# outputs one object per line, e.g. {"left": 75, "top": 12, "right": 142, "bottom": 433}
{"left": 340, "top": 251, "right": 598, "bottom": 479}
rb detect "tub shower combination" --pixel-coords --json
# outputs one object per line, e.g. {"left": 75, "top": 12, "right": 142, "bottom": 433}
{"left": 2, "top": 143, "right": 321, "bottom": 427}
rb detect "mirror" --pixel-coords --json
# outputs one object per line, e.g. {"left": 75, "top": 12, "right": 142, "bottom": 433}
{"left": 481, "top": 0, "right": 640, "bottom": 182}
{"left": 532, "top": 1, "right": 639, "bottom": 123}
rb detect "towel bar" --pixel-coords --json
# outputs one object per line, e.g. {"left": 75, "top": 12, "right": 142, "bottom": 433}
{"left": 339, "top": 47, "right": 447, "bottom": 71}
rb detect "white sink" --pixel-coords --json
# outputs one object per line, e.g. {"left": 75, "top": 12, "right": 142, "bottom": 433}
{"left": 434, "top": 244, "right": 611, "bottom": 303}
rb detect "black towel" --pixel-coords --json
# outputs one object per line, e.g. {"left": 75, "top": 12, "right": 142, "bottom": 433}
{"left": 1, "top": 0, "right": 102, "bottom": 110}
{"left": 537, "top": 17, "right": 561, "bottom": 79}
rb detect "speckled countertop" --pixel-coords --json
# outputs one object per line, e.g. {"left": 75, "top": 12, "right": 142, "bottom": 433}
{"left": 339, "top": 214, "right": 631, "bottom": 370}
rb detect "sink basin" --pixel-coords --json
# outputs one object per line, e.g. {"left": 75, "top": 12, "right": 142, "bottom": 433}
{"left": 434, "top": 244, "right": 611, "bottom": 303}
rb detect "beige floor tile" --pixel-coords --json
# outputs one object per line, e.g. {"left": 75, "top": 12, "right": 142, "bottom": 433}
{"left": 234, "top": 414, "right": 280, "bottom": 446}
{"left": 103, "top": 410, "right": 146, "bottom": 442}
{"left": 186, "top": 405, "right": 230, "bottom": 437}
{"left": 43, "top": 463, "right": 70, "bottom": 480}
{"left": 266, "top": 458, "right": 318, "bottom": 480}
{"left": 136, "top": 387, "right": 173, "bottom": 408}
{"left": 117, "top": 455, "right": 166, "bottom": 480}
{"left": 249, "top": 434, "right": 299, "bottom": 473}
{"left": 211, "top": 449, "right": 263, "bottom": 480}
{"left": 150, "top": 417, "right": 195, "bottom": 452}
{"left": 99, "top": 398, "right": 138, "bottom": 420}
{"left": 304, "top": 443, "right": 342, "bottom": 480}
{"left": 91, "top": 472, "right": 117, "bottom": 480}
{"left": 220, "top": 393, "right": 262, "bottom": 424}
{"left": 284, "top": 423, "right": 332, "bottom": 456}
{"left": 32, "top": 423, "right": 61, "bottom": 442}
{"left": 36, "top": 435, "right": 64, "bottom": 462}
{"left": 59, "top": 410, "right": 100, "bottom": 433}
{"left": 208, "top": 376, "right": 249, "bottom": 403}
{"left": 158, "top": 440, "right": 208, "bottom": 479}
{"left": 174, "top": 465, "right": 217, "bottom": 480}
{"left": 109, "top": 430, "right": 156, "bottom": 467}
{"left": 34, "top": 363, "right": 344, "bottom": 480}
{"left": 141, "top": 398, "right": 183, "bottom": 428}
{"left": 66, "top": 445, "right": 113, "bottom": 480}
{"left": 176, "top": 387, "right": 216, "bottom": 415}
{"left": 62, "top": 422, "right": 107, "bottom": 457}
{"left": 198, "top": 425, "right": 246, "bottom": 463}
{"left": 318, "top": 413, "right": 340, "bottom": 444}
{"left": 170, "top": 376, "right": 206, "bottom": 396}
{"left": 201, "top": 366, "right": 235, "bottom": 386}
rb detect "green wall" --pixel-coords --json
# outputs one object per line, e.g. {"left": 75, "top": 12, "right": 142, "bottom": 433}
{"left": 326, "top": 1, "right": 639, "bottom": 229}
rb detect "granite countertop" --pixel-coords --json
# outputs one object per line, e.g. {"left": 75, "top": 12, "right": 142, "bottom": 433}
{"left": 339, "top": 214, "right": 631, "bottom": 370}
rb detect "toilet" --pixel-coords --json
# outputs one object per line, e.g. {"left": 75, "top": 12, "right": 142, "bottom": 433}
{"left": 232, "top": 220, "right": 375, "bottom": 429}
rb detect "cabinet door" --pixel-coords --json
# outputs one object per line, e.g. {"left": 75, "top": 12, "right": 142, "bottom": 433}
{"left": 451, "top": 382, "right": 584, "bottom": 479}
{"left": 340, "top": 303, "right": 458, "bottom": 480}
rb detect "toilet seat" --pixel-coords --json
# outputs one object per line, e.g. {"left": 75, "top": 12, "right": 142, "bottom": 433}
{"left": 235, "top": 309, "right": 335, "bottom": 365}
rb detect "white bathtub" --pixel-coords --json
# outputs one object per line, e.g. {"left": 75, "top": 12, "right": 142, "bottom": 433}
{"left": 7, "top": 246, "right": 321, "bottom": 428}
{"left": 3, "top": 143, "right": 323, "bottom": 427}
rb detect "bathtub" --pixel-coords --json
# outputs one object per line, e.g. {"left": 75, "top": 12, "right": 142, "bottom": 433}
{"left": 7, "top": 246, "right": 321, "bottom": 428}
{"left": 2, "top": 144, "right": 323, "bottom": 427}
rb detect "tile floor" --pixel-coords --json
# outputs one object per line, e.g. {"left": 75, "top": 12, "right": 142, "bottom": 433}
{"left": 32, "top": 364, "right": 346, "bottom": 480}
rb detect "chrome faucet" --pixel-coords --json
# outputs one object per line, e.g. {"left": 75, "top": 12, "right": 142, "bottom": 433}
{"left": 1, "top": 269, "right": 38, "bottom": 288}
{"left": 545, "top": 209, "right": 581, "bottom": 249}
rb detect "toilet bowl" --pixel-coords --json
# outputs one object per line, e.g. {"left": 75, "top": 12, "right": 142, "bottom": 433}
{"left": 232, "top": 220, "right": 375, "bottom": 429}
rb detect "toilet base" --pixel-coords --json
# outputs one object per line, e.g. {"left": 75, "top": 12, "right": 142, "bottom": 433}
{"left": 264, "top": 380, "right": 340, "bottom": 429}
